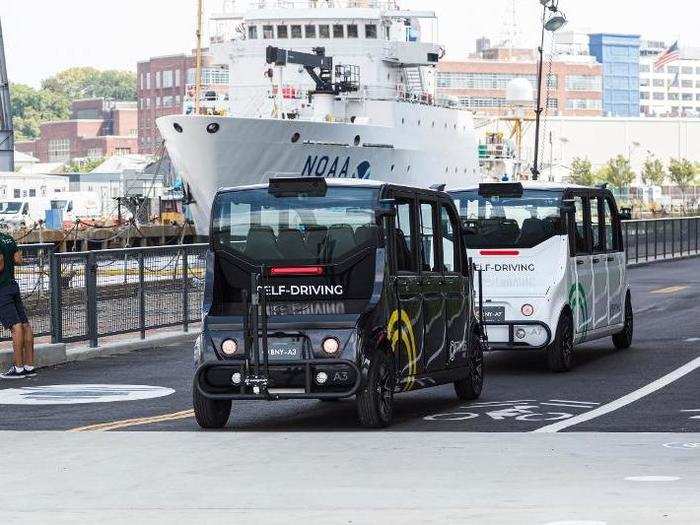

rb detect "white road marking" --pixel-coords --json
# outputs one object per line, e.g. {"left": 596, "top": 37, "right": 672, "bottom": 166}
{"left": 549, "top": 399, "right": 600, "bottom": 406}
{"left": 662, "top": 442, "right": 700, "bottom": 449}
{"left": 534, "top": 356, "right": 700, "bottom": 433}
{"left": 543, "top": 522, "right": 607, "bottom": 525}
{"left": 685, "top": 338, "right": 700, "bottom": 342}
{"left": 0, "top": 385, "right": 175, "bottom": 405}
{"left": 681, "top": 409, "right": 700, "bottom": 420}
{"left": 625, "top": 476, "right": 680, "bottom": 482}
{"left": 541, "top": 402, "right": 600, "bottom": 409}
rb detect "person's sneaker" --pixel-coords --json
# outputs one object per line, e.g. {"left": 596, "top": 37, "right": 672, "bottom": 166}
{"left": 0, "top": 366, "right": 27, "bottom": 379}
{"left": 22, "top": 366, "right": 37, "bottom": 377}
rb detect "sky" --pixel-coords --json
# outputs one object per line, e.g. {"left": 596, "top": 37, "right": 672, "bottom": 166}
{"left": 1, "top": 0, "right": 699, "bottom": 87}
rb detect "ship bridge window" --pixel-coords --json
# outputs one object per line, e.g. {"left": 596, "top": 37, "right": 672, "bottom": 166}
{"left": 319, "top": 24, "right": 330, "bottom": 39}
{"left": 365, "top": 24, "right": 377, "bottom": 39}
{"left": 276, "top": 25, "right": 288, "bottom": 39}
{"left": 248, "top": 25, "right": 258, "bottom": 39}
{"left": 333, "top": 24, "right": 344, "bottom": 38}
{"left": 347, "top": 24, "right": 358, "bottom": 38}
{"left": 305, "top": 24, "right": 316, "bottom": 38}
{"left": 263, "top": 25, "right": 274, "bottom": 39}
{"left": 291, "top": 25, "right": 302, "bottom": 39}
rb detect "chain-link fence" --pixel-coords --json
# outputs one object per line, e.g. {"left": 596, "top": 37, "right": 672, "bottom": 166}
{"left": 623, "top": 217, "right": 700, "bottom": 264}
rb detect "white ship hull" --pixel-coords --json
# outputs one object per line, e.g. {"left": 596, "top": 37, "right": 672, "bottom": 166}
{"left": 158, "top": 113, "right": 480, "bottom": 232}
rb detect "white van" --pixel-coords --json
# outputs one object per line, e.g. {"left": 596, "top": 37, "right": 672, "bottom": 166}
{"left": 450, "top": 182, "right": 633, "bottom": 372}
{"left": 50, "top": 192, "right": 101, "bottom": 222}
{"left": 0, "top": 197, "right": 51, "bottom": 229}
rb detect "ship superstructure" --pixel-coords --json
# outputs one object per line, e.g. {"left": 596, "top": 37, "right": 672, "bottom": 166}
{"left": 158, "top": 0, "right": 481, "bottom": 231}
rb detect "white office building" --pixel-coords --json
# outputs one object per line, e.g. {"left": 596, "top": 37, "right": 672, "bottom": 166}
{"left": 639, "top": 46, "right": 700, "bottom": 117}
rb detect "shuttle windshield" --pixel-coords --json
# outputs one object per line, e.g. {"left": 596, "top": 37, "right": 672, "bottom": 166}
{"left": 452, "top": 189, "right": 565, "bottom": 249}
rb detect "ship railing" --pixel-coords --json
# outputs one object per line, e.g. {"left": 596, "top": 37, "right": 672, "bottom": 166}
{"left": 241, "top": 0, "right": 399, "bottom": 10}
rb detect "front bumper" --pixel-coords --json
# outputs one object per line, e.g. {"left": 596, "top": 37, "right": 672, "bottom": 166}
{"left": 194, "top": 358, "right": 362, "bottom": 400}
{"left": 483, "top": 320, "right": 552, "bottom": 350}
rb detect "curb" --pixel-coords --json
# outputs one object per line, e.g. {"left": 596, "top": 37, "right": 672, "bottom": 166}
{"left": 0, "top": 330, "right": 199, "bottom": 371}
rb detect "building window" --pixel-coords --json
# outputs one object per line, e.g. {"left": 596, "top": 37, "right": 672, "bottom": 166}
{"left": 115, "top": 147, "right": 131, "bottom": 156}
{"left": 175, "top": 69, "right": 181, "bottom": 87}
{"left": 458, "top": 97, "right": 506, "bottom": 109}
{"left": 696, "top": 94, "right": 700, "bottom": 101}
{"left": 248, "top": 25, "right": 258, "bottom": 39}
{"left": 333, "top": 24, "right": 344, "bottom": 38}
{"left": 139, "top": 73, "right": 144, "bottom": 90}
{"left": 653, "top": 92, "right": 665, "bottom": 100}
{"left": 667, "top": 66, "right": 679, "bottom": 74}
{"left": 263, "top": 25, "right": 273, "bottom": 39}
{"left": 305, "top": 25, "right": 316, "bottom": 38}
{"left": 547, "top": 98, "right": 558, "bottom": 110}
{"left": 640, "top": 78, "right": 650, "bottom": 87}
{"left": 319, "top": 25, "right": 330, "bottom": 39}
{"left": 365, "top": 24, "right": 377, "bottom": 39}
{"left": 162, "top": 70, "right": 173, "bottom": 89}
{"left": 162, "top": 95, "right": 174, "bottom": 107}
{"left": 48, "top": 139, "right": 70, "bottom": 162}
{"left": 146, "top": 72, "right": 151, "bottom": 89}
{"left": 668, "top": 93, "right": 679, "bottom": 100}
{"left": 347, "top": 24, "right": 358, "bottom": 38}
{"left": 682, "top": 80, "right": 693, "bottom": 88}
{"left": 156, "top": 71, "right": 161, "bottom": 89}
{"left": 146, "top": 98, "right": 151, "bottom": 108}
{"left": 565, "top": 75, "right": 602, "bottom": 91}
{"left": 276, "top": 25, "right": 288, "bottom": 38}
{"left": 156, "top": 96, "right": 161, "bottom": 106}
{"left": 640, "top": 92, "right": 649, "bottom": 100}
{"left": 682, "top": 93, "right": 693, "bottom": 101}
{"left": 291, "top": 25, "right": 302, "bottom": 39}
{"left": 437, "top": 71, "right": 555, "bottom": 91}
{"left": 639, "top": 64, "right": 650, "bottom": 73}
{"left": 87, "top": 148, "right": 103, "bottom": 159}
{"left": 652, "top": 79, "right": 664, "bottom": 87}
{"left": 682, "top": 67, "right": 693, "bottom": 75}
{"left": 565, "top": 98, "right": 603, "bottom": 110}
{"left": 14, "top": 189, "right": 20, "bottom": 198}
{"left": 29, "top": 189, "right": 36, "bottom": 197}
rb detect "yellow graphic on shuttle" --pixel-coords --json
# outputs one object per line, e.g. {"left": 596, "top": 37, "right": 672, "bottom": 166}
{"left": 387, "top": 309, "right": 417, "bottom": 391}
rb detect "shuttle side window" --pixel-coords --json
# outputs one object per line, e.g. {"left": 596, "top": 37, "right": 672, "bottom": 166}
{"left": 393, "top": 200, "right": 417, "bottom": 274}
{"left": 440, "top": 204, "right": 459, "bottom": 273}
{"left": 591, "top": 195, "right": 604, "bottom": 253}
{"left": 419, "top": 202, "right": 439, "bottom": 272}
{"left": 571, "top": 194, "right": 591, "bottom": 255}
{"left": 604, "top": 196, "right": 621, "bottom": 252}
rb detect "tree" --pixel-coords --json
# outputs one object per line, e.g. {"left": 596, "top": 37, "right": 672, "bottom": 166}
{"left": 667, "top": 158, "right": 697, "bottom": 204}
{"left": 641, "top": 156, "right": 666, "bottom": 187}
{"left": 569, "top": 157, "right": 596, "bottom": 186}
{"left": 598, "top": 155, "right": 636, "bottom": 190}
{"left": 64, "top": 157, "right": 105, "bottom": 173}
{"left": 10, "top": 83, "right": 70, "bottom": 141}
{"left": 41, "top": 67, "right": 136, "bottom": 101}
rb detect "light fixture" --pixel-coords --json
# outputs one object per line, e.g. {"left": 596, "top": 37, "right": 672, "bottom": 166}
{"left": 322, "top": 337, "right": 340, "bottom": 355}
{"left": 515, "top": 328, "right": 527, "bottom": 340}
{"left": 521, "top": 304, "right": 535, "bottom": 317}
{"left": 315, "top": 371, "right": 329, "bottom": 385}
{"left": 544, "top": 12, "right": 567, "bottom": 32}
{"left": 221, "top": 339, "right": 238, "bottom": 356}
{"left": 231, "top": 372, "right": 242, "bottom": 385}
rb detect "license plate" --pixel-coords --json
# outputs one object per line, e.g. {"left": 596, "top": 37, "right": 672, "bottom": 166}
{"left": 266, "top": 338, "right": 304, "bottom": 360}
{"left": 482, "top": 306, "right": 505, "bottom": 323}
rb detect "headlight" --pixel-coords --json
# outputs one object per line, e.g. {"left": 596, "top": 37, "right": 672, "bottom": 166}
{"left": 322, "top": 337, "right": 340, "bottom": 355}
{"left": 521, "top": 304, "right": 534, "bottom": 317}
{"left": 221, "top": 338, "right": 238, "bottom": 356}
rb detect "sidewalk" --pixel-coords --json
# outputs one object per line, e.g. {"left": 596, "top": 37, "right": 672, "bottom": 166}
{"left": 0, "top": 325, "right": 200, "bottom": 371}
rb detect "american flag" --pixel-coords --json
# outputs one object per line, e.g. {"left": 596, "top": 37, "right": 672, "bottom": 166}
{"left": 654, "top": 41, "right": 681, "bottom": 71}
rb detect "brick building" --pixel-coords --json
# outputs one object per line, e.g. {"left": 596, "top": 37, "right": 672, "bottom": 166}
{"left": 15, "top": 99, "right": 138, "bottom": 163}
{"left": 137, "top": 51, "right": 229, "bottom": 154}
{"left": 436, "top": 49, "right": 604, "bottom": 117}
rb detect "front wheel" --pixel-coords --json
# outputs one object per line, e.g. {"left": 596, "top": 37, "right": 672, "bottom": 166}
{"left": 357, "top": 351, "right": 395, "bottom": 428}
{"left": 547, "top": 311, "right": 574, "bottom": 373}
{"left": 612, "top": 293, "right": 633, "bottom": 350}
{"left": 454, "top": 331, "right": 484, "bottom": 400}
{"left": 193, "top": 385, "right": 231, "bottom": 429}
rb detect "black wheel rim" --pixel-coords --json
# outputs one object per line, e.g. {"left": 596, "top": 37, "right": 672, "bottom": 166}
{"left": 376, "top": 362, "right": 394, "bottom": 420}
{"left": 625, "top": 300, "right": 633, "bottom": 338}
{"left": 471, "top": 339, "right": 484, "bottom": 388}
{"left": 562, "top": 318, "right": 574, "bottom": 363}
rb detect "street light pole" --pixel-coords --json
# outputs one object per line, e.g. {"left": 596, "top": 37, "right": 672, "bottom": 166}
{"left": 531, "top": 4, "right": 547, "bottom": 181}
{"left": 531, "top": 0, "right": 566, "bottom": 181}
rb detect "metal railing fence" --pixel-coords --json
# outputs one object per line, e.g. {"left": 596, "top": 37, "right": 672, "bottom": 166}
{"left": 623, "top": 217, "right": 700, "bottom": 265}
{"left": 1, "top": 217, "right": 699, "bottom": 346}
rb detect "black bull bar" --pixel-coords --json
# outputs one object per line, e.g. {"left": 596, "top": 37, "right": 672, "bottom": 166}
{"left": 194, "top": 359, "right": 363, "bottom": 401}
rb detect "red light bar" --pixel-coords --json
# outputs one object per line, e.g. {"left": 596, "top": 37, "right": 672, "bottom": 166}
{"left": 479, "top": 250, "right": 520, "bottom": 256}
{"left": 270, "top": 266, "right": 324, "bottom": 276}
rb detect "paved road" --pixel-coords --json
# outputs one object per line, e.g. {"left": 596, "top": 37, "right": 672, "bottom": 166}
{"left": 1, "top": 257, "right": 698, "bottom": 434}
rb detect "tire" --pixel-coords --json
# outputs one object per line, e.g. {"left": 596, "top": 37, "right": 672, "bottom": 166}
{"left": 613, "top": 293, "right": 634, "bottom": 350}
{"left": 547, "top": 311, "right": 574, "bottom": 373}
{"left": 357, "top": 350, "right": 395, "bottom": 429}
{"left": 454, "top": 331, "right": 484, "bottom": 400}
{"left": 193, "top": 385, "right": 231, "bottom": 429}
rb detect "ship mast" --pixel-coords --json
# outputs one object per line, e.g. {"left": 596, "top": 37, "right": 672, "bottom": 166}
{"left": 194, "top": 0, "right": 204, "bottom": 115}
{"left": 0, "top": 18, "right": 13, "bottom": 172}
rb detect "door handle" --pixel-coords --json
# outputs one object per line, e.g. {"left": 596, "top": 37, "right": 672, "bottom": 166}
{"left": 576, "top": 260, "right": 584, "bottom": 266}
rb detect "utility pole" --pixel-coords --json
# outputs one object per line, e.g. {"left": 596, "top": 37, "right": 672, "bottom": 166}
{"left": 194, "top": 0, "right": 204, "bottom": 116}
{"left": 0, "top": 18, "right": 14, "bottom": 172}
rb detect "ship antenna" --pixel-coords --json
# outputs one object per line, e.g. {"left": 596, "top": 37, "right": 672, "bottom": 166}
{"left": 194, "top": 0, "right": 204, "bottom": 115}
